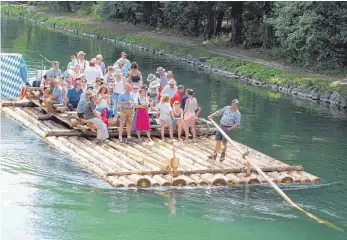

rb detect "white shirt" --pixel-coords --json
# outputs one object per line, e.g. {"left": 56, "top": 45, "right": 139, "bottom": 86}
{"left": 84, "top": 67, "right": 101, "bottom": 84}
{"left": 77, "top": 60, "right": 89, "bottom": 71}
{"left": 96, "top": 65, "right": 103, "bottom": 76}
{"left": 157, "top": 102, "right": 172, "bottom": 121}
{"left": 114, "top": 78, "right": 125, "bottom": 94}
{"left": 132, "top": 92, "right": 139, "bottom": 103}
{"left": 161, "top": 85, "right": 178, "bottom": 99}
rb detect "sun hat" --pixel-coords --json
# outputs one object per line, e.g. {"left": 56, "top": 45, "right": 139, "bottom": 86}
{"left": 90, "top": 58, "right": 96, "bottom": 63}
{"left": 118, "top": 58, "right": 126, "bottom": 64}
{"left": 156, "top": 67, "right": 165, "bottom": 73}
{"left": 187, "top": 89, "right": 194, "bottom": 95}
{"left": 168, "top": 78, "right": 176, "bottom": 84}
{"left": 167, "top": 71, "right": 173, "bottom": 75}
{"left": 77, "top": 51, "right": 86, "bottom": 56}
{"left": 149, "top": 80, "right": 160, "bottom": 88}
{"left": 115, "top": 69, "right": 122, "bottom": 76}
{"left": 232, "top": 99, "right": 239, "bottom": 105}
{"left": 147, "top": 73, "right": 156, "bottom": 82}
{"left": 53, "top": 78, "right": 60, "bottom": 83}
{"left": 96, "top": 54, "right": 103, "bottom": 59}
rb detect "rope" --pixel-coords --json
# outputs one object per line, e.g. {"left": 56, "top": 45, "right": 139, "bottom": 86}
{"left": 37, "top": 52, "right": 52, "bottom": 63}
{"left": 209, "top": 118, "right": 343, "bottom": 232}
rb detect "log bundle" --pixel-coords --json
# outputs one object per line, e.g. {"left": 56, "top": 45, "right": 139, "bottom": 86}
{"left": 1, "top": 104, "right": 322, "bottom": 188}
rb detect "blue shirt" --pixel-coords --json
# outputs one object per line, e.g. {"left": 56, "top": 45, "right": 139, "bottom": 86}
{"left": 77, "top": 98, "right": 87, "bottom": 113}
{"left": 180, "top": 95, "right": 188, "bottom": 110}
{"left": 47, "top": 68, "right": 62, "bottom": 79}
{"left": 118, "top": 92, "right": 132, "bottom": 109}
{"left": 67, "top": 87, "right": 83, "bottom": 104}
{"left": 216, "top": 106, "right": 241, "bottom": 127}
{"left": 52, "top": 86, "right": 63, "bottom": 103}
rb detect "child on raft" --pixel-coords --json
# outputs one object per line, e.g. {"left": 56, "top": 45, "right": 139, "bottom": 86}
{"left": 155, "top": 94, "right": 174, "bottom": 141}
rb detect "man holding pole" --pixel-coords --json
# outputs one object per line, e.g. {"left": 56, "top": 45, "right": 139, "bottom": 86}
{"left": 207, "top": 99, "right": 241, "bottom": 161}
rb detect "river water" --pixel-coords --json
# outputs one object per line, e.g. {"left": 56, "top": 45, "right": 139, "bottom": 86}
{"left": 1, "top": 16, "right": 347, "bottom": 240}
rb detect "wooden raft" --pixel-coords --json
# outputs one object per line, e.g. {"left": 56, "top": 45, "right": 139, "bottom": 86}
{"left": 1, "top": 103, "right": 322, "bottom": 188}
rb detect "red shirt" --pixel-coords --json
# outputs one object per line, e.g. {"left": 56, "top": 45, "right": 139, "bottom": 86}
{"left": 171, "top": 91, "right": 183, "bottom": 105}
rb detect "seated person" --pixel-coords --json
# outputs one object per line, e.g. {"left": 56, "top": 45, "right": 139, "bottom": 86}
{"left": 66, "top": 81, "right": 83, "bottom": 111}
{"left": 43, "top": 79, "right": 63, "bottom": 116}
{"left": 76, "top": 85, "right": 93, "bottom": 119}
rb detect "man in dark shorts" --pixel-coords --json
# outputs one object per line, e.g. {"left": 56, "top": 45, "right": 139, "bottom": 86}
{"left": 207, "top": 99, "right": 241, "bottom": 161}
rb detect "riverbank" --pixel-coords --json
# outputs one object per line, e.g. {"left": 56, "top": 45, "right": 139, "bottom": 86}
{"left": 2, "top": 5, "right": 347, "bottom": 110}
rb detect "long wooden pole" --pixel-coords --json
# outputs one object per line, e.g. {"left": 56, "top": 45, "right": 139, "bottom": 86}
{"left": 209, "top": 118, "right": 343, "bottom": 232}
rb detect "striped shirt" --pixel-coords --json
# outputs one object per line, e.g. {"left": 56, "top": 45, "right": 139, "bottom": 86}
{"left": 216, "top": 106, "right": 241, "bottom": 127}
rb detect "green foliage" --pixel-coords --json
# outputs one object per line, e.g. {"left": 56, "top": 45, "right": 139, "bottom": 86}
{"left": 268, "top": 2, "right": 347, "bottom": 69}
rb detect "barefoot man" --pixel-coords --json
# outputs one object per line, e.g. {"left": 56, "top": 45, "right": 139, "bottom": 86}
{"left": 207, "top": 99, "right": 241, "bottom": 161}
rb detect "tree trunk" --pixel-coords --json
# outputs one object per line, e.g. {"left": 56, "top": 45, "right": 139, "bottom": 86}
{"left": 215, "top": 10, "right": 224, "bottom": 35}
{"left": 230, "top": 2, "right": 243, "bottom": 44}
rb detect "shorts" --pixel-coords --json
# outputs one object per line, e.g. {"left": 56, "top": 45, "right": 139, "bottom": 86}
{"left": 184, "top": 112, "right": 195, "bottom": 121}
{"left": 119, "top": 108, "right": 133, "bottom": 123}
{"left": 215, "top": 125, "right": 231, "bottom": 144}
{"left": 159, "top": 115, "right": 172, "bottom": 125}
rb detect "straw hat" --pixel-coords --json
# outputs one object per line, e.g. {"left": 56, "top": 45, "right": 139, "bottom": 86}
{"left": 149, "top": 80, "right": 160, "bottom": 88}
{"left": 156, "top": 67, "right": 165, "bottom": 73}
{"left": 147, "top": 73, "right": 156, "bottom": 82}
{"left": 118, "top": 58, "right": 126, "bottom": 64}
{"left": 77, "top": 51, "right": 86, "bottom": 56}
{"left": 168, "top": 78, "right": 176, "bottom": 84}
{"left": 96, "top": 54, "right": 103, "bottom": 59}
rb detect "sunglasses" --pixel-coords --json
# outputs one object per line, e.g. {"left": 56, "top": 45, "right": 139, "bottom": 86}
{"left": 81, "top": 81, "right": 87, "bottom": 83}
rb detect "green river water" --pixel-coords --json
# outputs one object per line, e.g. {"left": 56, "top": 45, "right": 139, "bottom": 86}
{"left": 1, "top": 16, "right": 347, "bottom": 240}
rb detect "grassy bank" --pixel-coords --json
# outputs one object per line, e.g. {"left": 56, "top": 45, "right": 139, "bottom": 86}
{"left": 2, "top": 5, "right": 347, "bottom": 102}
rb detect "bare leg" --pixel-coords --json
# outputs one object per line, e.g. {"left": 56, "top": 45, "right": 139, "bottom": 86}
{"left": 168, "top": 123, "right": 173, "bottom": 139}
{"left": 44, "top": 99, "right": 53, "bottom": 114}
{"left": 184, "top": 120, "right": 189, "bottom": 140}
{"left": 191, "top": 120, "right": 197, "bottom": 141}
{"left": 146, "top": 131, "right": 152, "bottom": 141}
{"left": 221, "top": 142, "right": 227, "bottom": 154}
{"left": 160, "top": 121, "right": 165, "bottom": 140}
{"left": 177, "top": 120, "right": 182, "bottom": 140}
{"left": 215, "top": 141, "right": 221, "bottom": 153}
{"left": 126, "top": 118, "right": 131, "bottom": 137}
{"left": 136, "top": 130, "right": 141, "bottom": 139}
{"left": 118, "top": 116, "right": 125, "bottom": 140}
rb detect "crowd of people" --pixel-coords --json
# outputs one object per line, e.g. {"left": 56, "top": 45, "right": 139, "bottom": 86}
{"left": 39, "top": 51, "right": 202, "bottom": 143}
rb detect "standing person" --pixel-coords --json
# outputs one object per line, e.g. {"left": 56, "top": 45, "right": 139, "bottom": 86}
{"left": 161, "top": 78, "right": 178, "bottom": 99}
{"left": 146, "top": 73, "right": 158, "bottom": 83}
{"left": 131, "top": 84, "right": 140, "bottom": 103}
{"left": 62, "top": 79, "right": 73, "bottom": 105}
{"left": 46, "top": 61, "right": 62, "bottom": 83}
{"left": 44, "top": 79, "right": 63, "bottom": 116}
{"left": 156, "top": 94, "right": 174, "bottom": 140}
{"left": 112, "top": 69, "right": 126, "bottom": 118}
{"left": 84, "top": 91, "right": 109, "bottom": 142}
{"left": 183, "top": 89, "right": 199, "bottom": 142}
{"left": 167, "top": 71, "right": 173, "bottom": 79}
{"left": 172, "top": 100, "right": 184, "bottom": 141}
{"left": 118, "top": 83, "right": 134, "bottom": 142}
{"left": 84, "top": 59, "right": 101, "bottom": 85}
{"left": 70, "top": 64, "right": 82, "bottom": 85}
{"left": 114, "top": 58, "right": 128, "bottom": 78}
{"left": 156, "top": 67, "right": 168, "bottom": 91}
{"left": 104, "top": 66, "right": 115, "bottom": 84}
{"left": 133, "top": 89, "right": 152, "bottom": 141}
{"left": 171, "top": 85, "right": 184, "bottom": 105}
{"left": 95, "top": 54, "right": 106, "bottom": 75}
{"left": 76, "top": 51, "right": 89, "bottom": 73}
{"left": 66, "top": 81, "right": 83, "bottom": 111}
{"left": 67, "top": 55, "right": 77, "bottom": 70}
{"left": 128, "top": 62, "right": 143, "bottom": 86}
{"left": 148, "top": 80, "right": 160, "bottom": 107}
{"left": 180, "top": 90, "right": 188, "bottom": 110}
{"left": 120, "top": 52, "right": 131, "bottom": 73}
{"left": 207, "top": 99, "right": 241, "bottom": 161}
